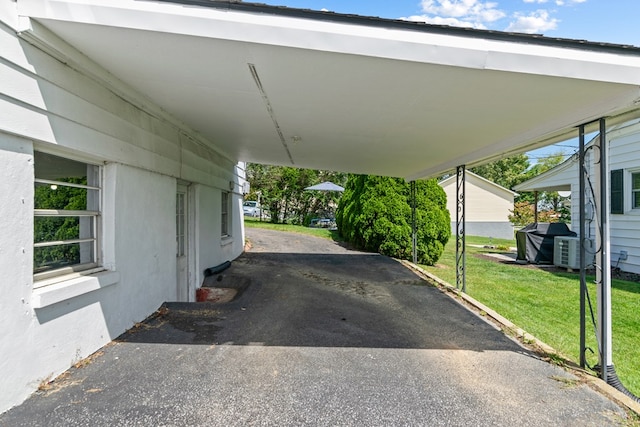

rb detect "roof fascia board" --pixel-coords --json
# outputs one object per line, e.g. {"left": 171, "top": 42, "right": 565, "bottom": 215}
{"left": 152, "top": 0, "right": 640, "bottom": 56}
{"left": 18, "top": 0, "right": 640, "bottom": 86}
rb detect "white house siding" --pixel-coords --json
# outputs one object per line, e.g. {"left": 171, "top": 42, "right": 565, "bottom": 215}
{"left": 0, "top": 10, "right": 245, "bottom": 413}
{"left": 440, "top": 172, "right": 517, "bottom": 240}
{"left": 606, "top": 121, "right": 640, "bottom": 273}
{"left": 515, "top": 120, "right": 640, "bottom": 274}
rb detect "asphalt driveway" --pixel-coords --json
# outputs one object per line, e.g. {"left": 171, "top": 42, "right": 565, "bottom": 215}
{"left": 0, "top": 228, "right": 628, "bottom": 426}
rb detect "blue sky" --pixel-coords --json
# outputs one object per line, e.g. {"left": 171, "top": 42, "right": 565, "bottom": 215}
{"left": 257, "top": 0, "right": 640, "bottom": 163}
{"left": 258, "top": 0, "right": 640, "bottom": 47}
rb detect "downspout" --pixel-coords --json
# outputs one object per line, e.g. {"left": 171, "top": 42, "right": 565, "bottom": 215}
{"left": 594, "top": 118, "right": 639, "bottom": 402}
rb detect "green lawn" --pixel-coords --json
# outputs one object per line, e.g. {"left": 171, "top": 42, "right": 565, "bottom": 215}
{"left": 422, "top": 236, "right": 640, "bottom": 397}
{"left": 244, "top": 216, "right": 337, "bottom": 240}
{"left": 244, "top": 218, "right": 640, "bottom": 396}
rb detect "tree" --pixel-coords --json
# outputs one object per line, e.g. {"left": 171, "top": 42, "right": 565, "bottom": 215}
{"left": 245, "top": 163, "right": 347, "bottom": 224}
{"left": 508, "top": 201, "right": 560, "bottom": 227}
{"left": 336, "top": 175, "right": 450, "bottom": 265}
{"left": 526, "top": 152, "right": 568, "bottom": 215}
{"left": 34, "top": 177, "right": 87, "bottom": 269}
{"left": 470, "top": 154, "right": 530, "bottom": 191}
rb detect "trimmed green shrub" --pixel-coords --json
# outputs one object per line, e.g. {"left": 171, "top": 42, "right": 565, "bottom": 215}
{"left": 336, "top": 175, "right": 451, "bottom": 265}
{"left": 336, "top": 175, "right": 450, "bottom": 265}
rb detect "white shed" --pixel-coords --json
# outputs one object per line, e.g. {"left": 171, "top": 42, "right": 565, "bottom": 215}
{"left": 439, "top": 172, "right": 518, "bottom": 240}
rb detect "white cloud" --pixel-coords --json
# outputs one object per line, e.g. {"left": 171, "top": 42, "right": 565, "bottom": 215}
{"left": 418, "top": 0, "right": 506, "bottom": 26}
{"left": 401, "top": 0, "right": 580, "bottom": 34}
{"left": 505, "top": 9, "right": 559, "bottom": 34}
{"left": 526, "top": 0, "right": 586, "bottom": 4}
{"left": 404, "top": 14, "right": 485, "bottom": 29}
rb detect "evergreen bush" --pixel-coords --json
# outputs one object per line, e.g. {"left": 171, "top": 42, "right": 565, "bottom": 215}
{"left": 336, "top": 175, "right": 450, "bottom": 265}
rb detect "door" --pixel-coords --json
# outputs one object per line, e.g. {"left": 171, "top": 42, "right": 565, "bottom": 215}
{"left": 176, "top": 183, "right": 189, "bottom": 301}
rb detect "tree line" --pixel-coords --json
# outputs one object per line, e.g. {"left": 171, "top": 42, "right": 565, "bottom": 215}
{"left": 245, "top": 151, "right": 569, "bottom": 264}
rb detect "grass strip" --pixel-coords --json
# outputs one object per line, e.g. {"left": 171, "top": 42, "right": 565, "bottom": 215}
{"left": 421, "top": 237, "right": 640, "bottom": 396}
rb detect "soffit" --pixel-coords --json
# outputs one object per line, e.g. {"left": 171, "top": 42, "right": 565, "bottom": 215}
{"left": 17, "top": 0, "right": 640, "bottom": 179}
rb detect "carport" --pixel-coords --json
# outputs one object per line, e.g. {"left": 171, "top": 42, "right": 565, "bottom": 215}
{"left": 16, "top": 0, "right": 640, "bottom": 394}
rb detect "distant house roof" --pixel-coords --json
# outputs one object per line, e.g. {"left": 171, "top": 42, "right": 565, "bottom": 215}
{"left": 439, "top": 171, "right": 518, "bottom": 198}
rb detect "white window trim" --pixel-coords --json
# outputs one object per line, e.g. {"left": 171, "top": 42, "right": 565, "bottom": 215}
{"left": 33, "top": 151, "right": 104, "bottom": 286}
{"left": 630, "top": 169, "right": 640, "bottom": 212}
{"left": 32, "top": 270, "right": 119, "bottom": 309}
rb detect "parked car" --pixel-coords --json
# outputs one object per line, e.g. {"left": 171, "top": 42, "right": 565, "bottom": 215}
{"left": 310, "top": 218, "right": 335, "bottom": 228}
{"left": 243, "top": 201, "right": 261, "bottom": 217}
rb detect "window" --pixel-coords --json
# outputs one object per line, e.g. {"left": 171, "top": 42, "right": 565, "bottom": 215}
{"left": 610, "top": 169, "right": 624, "bottom": 214}
{"left": 633, "top": 172, "right": 640, "bottom": 210}
{"left": 34, "top": 152, "right": 101, "bottom": 282}
{"left": 221, "top": 191, "right": 230, "bottom": 238}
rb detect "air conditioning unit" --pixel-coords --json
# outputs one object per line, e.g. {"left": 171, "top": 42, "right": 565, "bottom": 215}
{"left": 553, "top": 236, "right": 594, "bottom": 269}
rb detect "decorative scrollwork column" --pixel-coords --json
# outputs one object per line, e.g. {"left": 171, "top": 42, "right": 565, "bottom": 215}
{"left": 456, "top": 165, "right": 466, "bottom": 293}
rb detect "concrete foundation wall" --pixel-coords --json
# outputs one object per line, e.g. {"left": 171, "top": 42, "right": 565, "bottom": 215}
{"left": 451, "top": 221, "right": 516, "bottom": 241}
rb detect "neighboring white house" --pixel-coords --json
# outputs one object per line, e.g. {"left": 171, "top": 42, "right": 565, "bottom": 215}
{"left": 0, "top": 7, "right": 246, "bottom": 413}
{"left": 439, "top": 171, "right": 518, "bottom": 240}
{"left": 515, "top": 118, "right": 640, "bottom": 274}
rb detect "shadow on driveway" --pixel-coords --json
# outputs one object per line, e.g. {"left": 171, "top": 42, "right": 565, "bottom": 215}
{"left": 118, "top": 251, "right": 524, "bottom": 354}
{"left": 0, "top": 229, "right": 627, "bottom": 426}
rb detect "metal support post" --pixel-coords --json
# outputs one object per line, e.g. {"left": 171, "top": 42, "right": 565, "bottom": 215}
{"left": 579, "top": 125, "right": 587, "bottom": 369}
{"left": 456, "top": 165, "right": 466, "bottom": 293}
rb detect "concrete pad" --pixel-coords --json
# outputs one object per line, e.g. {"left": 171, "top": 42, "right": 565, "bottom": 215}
{"left": 0, "top": 229, "right": 629, "bottom": 426}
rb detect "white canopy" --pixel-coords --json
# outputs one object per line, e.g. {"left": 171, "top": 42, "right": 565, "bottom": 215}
{"left": 305, "top": 182, "right": 345, "bottom": 192}
{"left": 17, "top": 0, "right": 640, "bottom": 179}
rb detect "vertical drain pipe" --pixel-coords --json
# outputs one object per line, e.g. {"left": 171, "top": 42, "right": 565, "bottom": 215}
{"left": 596, "top": 118, "right": 613, "bottom": 381}
{"left": 456, "top": 165, "right": 466, "bottom": 293}
{"left": 581, "top": 120, "right": 638, "bottom": 402}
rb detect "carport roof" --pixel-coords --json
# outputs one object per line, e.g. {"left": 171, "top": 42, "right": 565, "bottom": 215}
{"left": 16, "top": 0, "right": 640, "bottom": 179}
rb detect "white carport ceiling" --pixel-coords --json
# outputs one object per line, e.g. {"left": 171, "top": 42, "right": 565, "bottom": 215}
{"left": 17, "top": 0, "right": 640, "bottom": 179}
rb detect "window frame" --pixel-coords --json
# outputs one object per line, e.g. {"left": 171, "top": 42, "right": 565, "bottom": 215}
{"left": 221, "top": 190, "right": 231, "bottom": 238}
{"left": 631, "top": 171, "right": 640, "bottom": 211}
{"left": 33, "top": 152, "right": 102, "bottom": 285}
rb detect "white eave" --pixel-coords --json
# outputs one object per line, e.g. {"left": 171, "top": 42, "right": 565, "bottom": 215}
{"left": 15, "top": 0, "right": 640, "bottom": 179}
{"left": 513, "top": 157, "right": 577, "bottom": 193}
